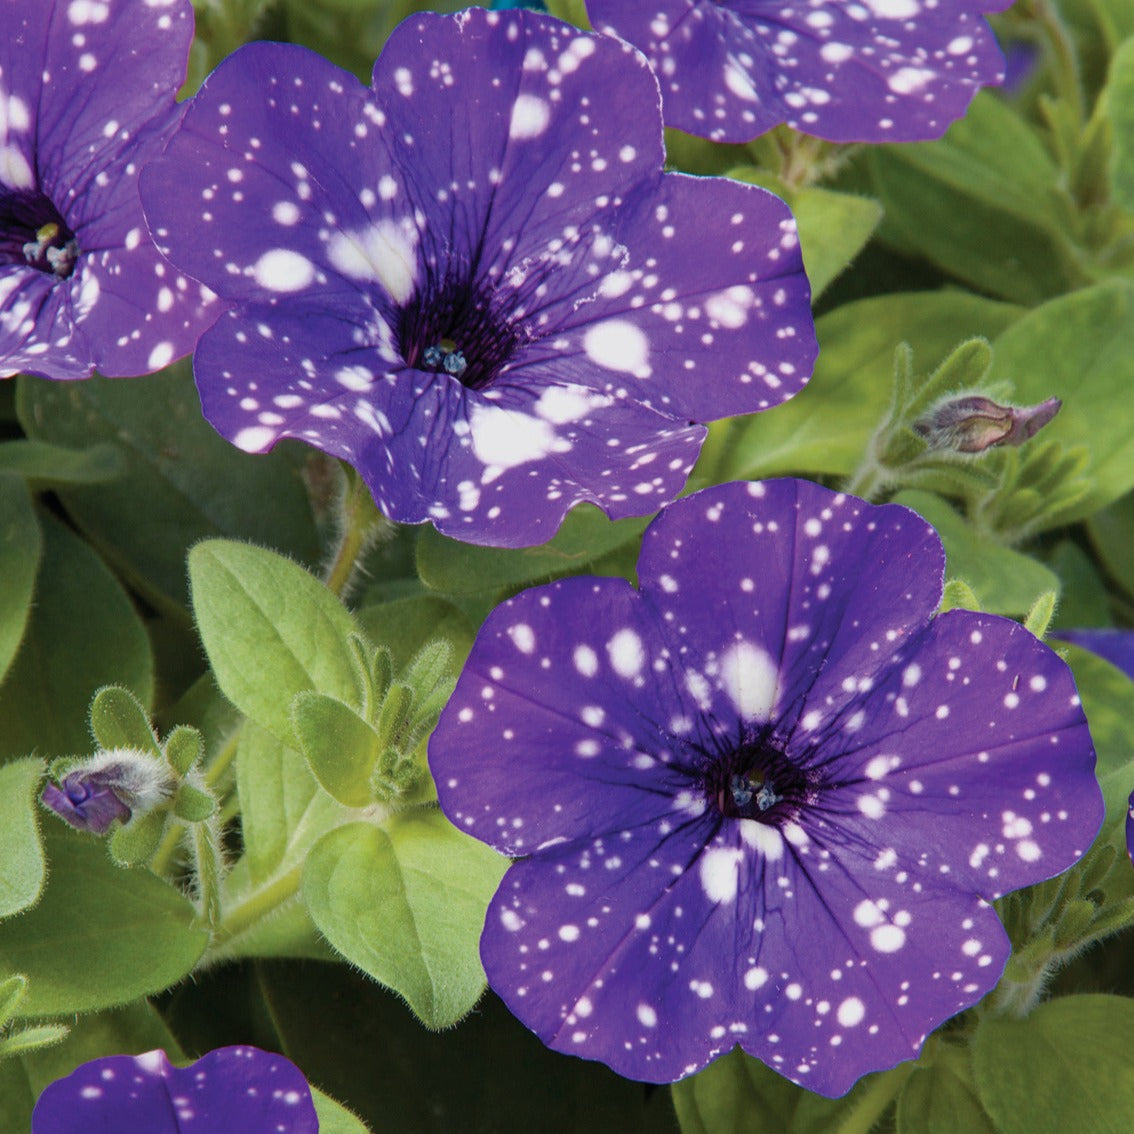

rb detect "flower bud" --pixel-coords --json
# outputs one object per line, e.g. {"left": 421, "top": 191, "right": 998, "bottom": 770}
{"left": 914, "top": 395, "right": 1061, "bottom": 454}
{"left": 41, "top": 749, "right": 174, "bottom": 834}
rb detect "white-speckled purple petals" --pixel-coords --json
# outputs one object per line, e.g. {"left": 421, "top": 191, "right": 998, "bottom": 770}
{"left": 0, "top": 0, "right": 216, "bottom": 379}
{"left": 31, "top": 1046, "right": 318, "bottom": 1133}
{"left": 430, "top": 478, "right": 1102, "bottom": 1095}
{"left": 141, "top": 8, "right": 814, "bottom": 547}
{"left": 588, "top": 0, "right": 1010, "bottom": 143}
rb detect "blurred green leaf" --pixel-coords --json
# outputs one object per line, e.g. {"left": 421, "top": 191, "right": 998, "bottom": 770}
{"left": 896, "top": 1047, "right": 996, "bottom": 1134}
{"left": 1088, "top": 487, "right": 1134, "bottom": 600}
{"left": 0, "top": 514, "right": 153, "bottom": 761}
{"left": 972, "top": 995, "right": 1134, "bottom": 1134}
{"left": 0, "top": 439, "right": 124, "bottom": 487}
{"left": 1107, "top": 38, "right": 1134, "bottom": 212}
{"left": 0, "top": 473, "right": 41, "bottom": 686}
{"left": 355, "top": 595, "right": 476, "bottom": 670}
{"left": 16, "top": 366, "right": 319, "bottom": 612}
{"left": 303, "top": 813, "right": 507, "bottom": 1029}
{"left": 1047, "top": 541, "right": 1112, "bottom": 629}
{"left": 0, "top": 829, "right": 206, "bottom": 1017}
{"left": 189, "top": 540, "right": 361, "bottom": 744}
{"left": 0, "top": 758, "right": 46, "bottom": 919}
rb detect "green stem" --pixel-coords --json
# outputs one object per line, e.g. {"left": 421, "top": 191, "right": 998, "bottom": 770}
{"left": 204, "top": 731, "right": 240, "bottom": 789}
{"left": 207, "top": 864, "right": 304, "bottom": 952}
{"left": 1032, "top": 0, "right": 1085, "bottom": 129}
{"left": 191, "top": 820, "right": 223, "bottom": 928}
{"left": 323, "top": 468, "right": 386, "bottom": 597}
{"left": 843, "top": 458, "right": 888, "bottom": 502}
{"left": 834, "top": 1062, "right": 914, "bottom": 1134}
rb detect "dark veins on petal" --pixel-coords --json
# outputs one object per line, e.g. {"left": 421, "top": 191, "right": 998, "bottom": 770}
{"left": 0, "top": 189, "right": 78, "bottom": 278}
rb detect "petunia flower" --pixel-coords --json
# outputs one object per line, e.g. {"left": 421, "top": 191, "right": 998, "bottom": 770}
{"left": 0, "top": 0, "right": 215, "bottom": 380}
{"left": 430, "top": 478, "right": 1102, "bottom": 1095}
{"left": 140, "top": 7, "right": 815, "bottom": 547}
{"left": 40, "top": 748, "right": 173, "bottom": 834}
{"left": 585, "top": 0, "right": 1012, "bottom": 144}
{"left": 31, "top": 1046, "right": 318, "bottom": 1133}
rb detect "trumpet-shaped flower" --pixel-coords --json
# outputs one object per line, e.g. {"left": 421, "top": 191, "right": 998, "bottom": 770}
{"left": 430, "top": 478, "right": 1102, "bottom": 1095}
{"left": 1, "top": 0, "right": 215, "bottom": 379}
{"left": 586, "top": 0, "right": 1012, "bottom": 143}
{"left": 141, "top": 8, "right": 814, "bottom": 547}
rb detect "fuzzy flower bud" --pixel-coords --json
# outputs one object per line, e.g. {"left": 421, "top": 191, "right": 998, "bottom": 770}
{"left": 41, "top": 749, "right": 174, "bottom": 834}
{"left": 914, "top": 395, "right": 1061, "bottom": 454}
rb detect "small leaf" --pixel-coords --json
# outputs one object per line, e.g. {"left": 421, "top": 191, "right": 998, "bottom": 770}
{"left": 311, "top": 1086, "right": 373, "bottom": 1134}
{"left": 189, "top": 539, "right": 362, "bottom": 744}
{"left": 0, "top": 758, "right": 46, "bottom": 919}
{"left": 173, "top": 783, "right": 216, "bottom": 822}
{"left": 292, "top": 692, "right": 380, "bottom": 807}
{"left": 972, "top": 995, "right": 1134, "bottom": 1134}
{"left": 164, "top": 725, "right": 204, "bottom": 776}
{"left": 303, "top": 813, "right": 507, "bottom": 1029}
{"left": 1107, "top": 38, "right": 1134, "bottom": 213}
{"left": 89, "top": 686, "right": 162, "bottom": 758}
{"left": 0, "top": 828, "right": 207, "bottom": 1017}
{"left": 107, "top": 810, "right": 167, "bottom": 867}
{"left": 0, "top": 974, "right": 27, "bottom": 1025}
{"left": 0, "top": 1024, "right": 69, "bottom": 1059}
{"left": 356, "top": 596, "right": 475, "bottom": 671}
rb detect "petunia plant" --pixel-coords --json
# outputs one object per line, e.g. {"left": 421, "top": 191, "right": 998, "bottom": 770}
{"left": 3, "top": 0, "right": 1134, "bottom": 1131}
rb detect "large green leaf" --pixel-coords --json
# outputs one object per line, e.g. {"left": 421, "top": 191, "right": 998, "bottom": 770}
{"left": 0, "top": 513, "right": 153, "bottom": 761}
{"left": 896, "top": 1046, "right": 997, "bottom": 1134}
{"left": 16, "top": 366, "right": 319, "bottom": 611}
{"left": 355, "top": 595, "right": 475, "bottom": 670}
{"left": 0, "top": 472, "right": 41, "bottom": 686}
{"left": 303, "top": 813, "right": 507, "bottom": 1029}
{"left": 1087, "top": 487, "right": 1134, "bottom": 601}
{"left": 723, "top": 291, "right": 1022, "bottom": 480}
{"left": 0, "top": 758, "right": 46, "bottom": 920}
{"left": 0, "top": 829, "right": 207, "bottom": 1017}
{"left": 972, "top": 996, "right": 1134, "bottom": 1134}
{"left": 189, "top": 539, "right": 361, "bottom": 743}
{"left": 987, "top": 281, "right": 1134, "bottom": 522}
{"left": 869, "top": 93, "right": 1080, "bottom": 303}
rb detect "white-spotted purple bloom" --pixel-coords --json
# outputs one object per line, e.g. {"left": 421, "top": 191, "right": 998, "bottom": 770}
{"left": 31, "top": 1046, "right": 317, "bottom": 1133}
{"left": 0, "top": 0, "right": 215, "bottom": 380}
{"left": 586, "top": 0, "right": 1012, "bottom": 143}
{"left": 430, "top": 478, "right": 1102, "bottom": 1095}
{"left": 141, "top": 8, "right": 815, "bottom": 547}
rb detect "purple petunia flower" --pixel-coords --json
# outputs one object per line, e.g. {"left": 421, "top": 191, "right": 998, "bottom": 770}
{"left": 0, "top": 0, "right": 215, "bottom": 380}
{"left": 40, "top": 748, "right": 173, "bottom": 834}
{"left": 31, "top": 1046, "right": 318, "bottom": 1133}
{"left": 140, "top": 7, "right": 815, "bottom": 547}
{"left": 430, "top": 478, "right": 1102, "bottom": 1095}
{"left": 586, "top": 0, "right": 1012, "bottom": 144}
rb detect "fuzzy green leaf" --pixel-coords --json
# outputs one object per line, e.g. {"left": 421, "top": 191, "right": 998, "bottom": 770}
{"left": 292, "top": 692, "right": 380, "bottom": 807}
{"left": 0, "top": 758, "right": 46, "bottom": 920}
{"left": 0, "top": 473, "right": 41, "bottom": 686}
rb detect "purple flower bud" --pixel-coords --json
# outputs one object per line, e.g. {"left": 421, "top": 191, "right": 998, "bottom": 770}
{"left": 914, "top": 395, "right": 1061, "bottom": 454}
{"left": 40, "top": 749, "right": 172, "bottom": 834}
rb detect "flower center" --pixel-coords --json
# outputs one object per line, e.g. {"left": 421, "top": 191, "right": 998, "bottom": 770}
{"left": 397, "top": 271, "right": 526, "bottom": 391}
{"left": 0, "top": 189, "right": 79, "bottom": 278}
{"left": 702, "top": 728, "right": 810, "bottom": 823}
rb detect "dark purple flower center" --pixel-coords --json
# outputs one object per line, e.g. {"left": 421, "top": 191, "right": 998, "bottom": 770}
{"left": 397, "top": 270, "right": 527, "bottom": 391}
{"left": 702, "top": 727, "right": 810, "bottom": 823}
{"left": 0, "top": 189, "right": 79, "bottom": 278}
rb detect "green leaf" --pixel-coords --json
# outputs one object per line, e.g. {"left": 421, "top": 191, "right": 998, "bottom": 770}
{"left": 869, "top": 93, "right": 1080, "bottom": 303}
{"left": 0, "top": 473, "right": 41, "bottom": 685}
{"left": 986, "top": 281, "right": 1134, "bottom": 522}
{"left": 0, "top": 439, "right": 125, "bottom": 487}
{"left": 416, "top": 503, "right": 650, "bottom": 595}
{"left": 893, "top": 491, "right": 1060, "bottom": 615}
{"left": 108, "top": 810, "right": 167, "bottom": 867}
{"left": 972, "top": 995, "right": 1134, "bottom": 1134}
{"left": 15, "top": 365, "right": 319, "bottom": 612}
{"left": 1107, "top": 38, "right": 1134, "bottom": 212}
{"left": 896, "top": 1047, "right": 997, "bottom": 1134}
{"left": 355, "top": 595, "right": 476, "bottom": 670}
{"left": 0, "top": 828, "right": 207, "bottom": 1017}
{"left": 724, "top": 292, "right": 1022, "bottom": 480}
{"left": 173, "top": 783, "right": 216, "bottom": 822}
{"left": 0, "top": 514, "right": 153, "bottom": 761}
{"left": 0, "top": 758, "right": 46, "bottom": 919}
{"left": 0, "top": 974, "right": 27, "bottom": 1025}
{"left": 1047, "top": 540, "right": 1113, "bottom": 629}
{"left": 188, "top": 539, "right": 362, "bottom": 743}
{"left": 292, "top": 692, "right": 379, "bottom": 807}
{"left": 0, "top": 1024, "right": 68, "bottom": 1059}
{"left": 311, "top": 1086, "right": 373, "bottom": 1134}
{"left": 1062, "top": 643, "right": 1134, "bottom": 823}
{"left": 89, "top": 686, "right": 161, "bottom": 758}
{"left": 1087, "top": 487, "right": 1134, "bottom": 601}
{"left": 164, "top": 725, "right": 204, "bottom": 776}
{"left": 303, "top": 813, "right": 507, "bottom": 1029}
